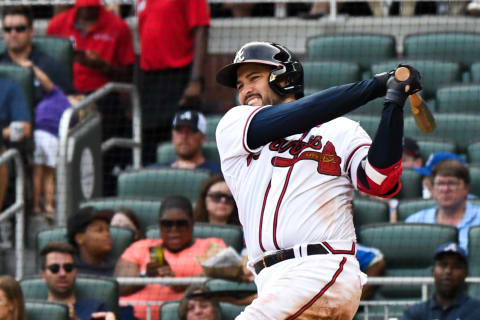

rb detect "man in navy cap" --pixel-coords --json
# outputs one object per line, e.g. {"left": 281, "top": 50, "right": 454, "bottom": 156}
{"left": 402, "top": 242, "right": 480, "bottom": 319}
{"left": 406, "top": 158, "right": 480, "bottom": 252}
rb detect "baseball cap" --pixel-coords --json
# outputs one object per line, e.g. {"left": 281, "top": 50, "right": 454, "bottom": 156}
{"left": 172, "top": 110, "right": 207, "bottom": 135}
{"left": 413, "top": 152, "right": 466, "bottom": 176}
{"left": 434, "top": 242, "right": 468, "bottom": 264}
{"left": 75, "top": 0, "right": 101, "bottom": 7}
{"left": 67, "top": 206, "right": 113, "bottom": 246}
{"left": 403, "top": 137, "right": 420, "bottom": 158}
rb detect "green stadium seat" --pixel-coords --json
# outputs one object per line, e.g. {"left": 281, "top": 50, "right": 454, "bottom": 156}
{"left": 350, "top": 97, "right": 385, "bottom": 115}
{"left": 397, "top": 168, "right": 423, "bottom": 200}
{"left": 353, "top": 197, "right": 390, "bottom": 228}
{"left": 415, "top": 138, "right": 457, "bottom": 163}
{"left": 160, "top": 301, "right": 245, "bottom": 320}
{"left": 206, "top": 114, "right": 223, "bottom": 141}
{"left": 117, "top": 168, "right": 211, "bottom": 203}
{"left": 22, "top": 276, "right": 119, "bottom": 315}
{"left": 436, "top": 84, "right": 480, "bottom": 113}
{"left": 397, "top": 199, "right": 436, "bottom": 222}
{"left": 146, "top": 222, "right": 244, "bottom": 253}
{"left": 345, "top": 114, "right": 380, "bottom": 138}
{"left": 404, "top": 114, "right": 480, "bottom": 154}
{"left": 359, "top": 223, "right": 458, "bottom": 299}
{"left": 205, "top": 279, "right": 257, "bottom": 298}
{"left": 0, "top": 63, "right": 35, "bottom": 111}
{"left": 306, "top": 34, "right": 396, "bottom": 70}
{"left": 468, "top": 226, "right": 480, "bottom": 298}
{"left": 467, "top": 141, "right": 480, "bottom": 164}
{"left": 469, "top": 166, "right": 480, "bottom": 197}
{"left": 371, "top": 60, "right": 461, "bottom": 100}
{"left": 471, "top": 63, "right": 480, "bottom": 83}
{"left": 157, "top": 141, "right": 220, "bottom": 163}
{"left": 25, "top": 301, "right": 69, "bottom": 320}
{"left": 32, "top": 36, "right": 74, "bottom": 83}
{"left": 36, "top": 226, "right": 134, "bottom": 271}
{"left": 81, "top": 197, "right": 162, "bottom": 231}
{"left": 303, "top": 61, "right": 361, "bottom": 93}
{"left": 404, "top": 33, "right": 480, "bottom": 68}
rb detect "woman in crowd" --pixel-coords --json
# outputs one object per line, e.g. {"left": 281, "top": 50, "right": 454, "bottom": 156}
{"left": 0, "top": 275, "right": 26, "bottom": 320}
{"left": 178, "top": 285, "right": 221, "bottom": 320}
{"left": 194, "top": 175, "right": 240, "bottom": 226}
{"left": 110, "top": 208, "right": 144, "bottom": 241}
{"left": 114, "top": 195, "right": 227, "bottom": 320}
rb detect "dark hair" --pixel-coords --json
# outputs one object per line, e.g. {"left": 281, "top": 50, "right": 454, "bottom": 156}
{"left": 194, "top": 175, "right": 240, "bottom": 225}
{"left": 0, "top": 275, "right": 26, "bottom": 320}
{"left": 2, "top": 6, "right": 33, "bottom": 27}
{"left": 40, "top": 241, "right": 75, "bottom": 270}
{"left": 431, "top": 159, "right": 470, "bottom": 185}
{"left": 159, "top": 195, "right": 194, "bottom": 220}
{"left": 178, "top": 284, "right": 221, "bottom": 320}
{"left": 112, "top": 207, "right": 144, "bottom": 239}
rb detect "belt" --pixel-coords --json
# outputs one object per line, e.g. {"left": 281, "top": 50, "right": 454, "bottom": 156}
{"left": 253, "top": 244, "right": 329, "bottom": 274}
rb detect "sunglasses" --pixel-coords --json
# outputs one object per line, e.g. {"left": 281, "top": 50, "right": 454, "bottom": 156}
{"left": 3, "top": 25, "right": 28, "bottom": 33}
{"left": 159, "top": 219, "right": 190, "bottom": 230}
{"left": 207, "top": 192, "right": 235, "bottom": 204}
{"left": 46, "top": 263, "right": 75, "bottom": 274}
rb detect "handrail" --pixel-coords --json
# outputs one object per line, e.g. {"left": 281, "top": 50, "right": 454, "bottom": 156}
{"left": 0, "top": 149, "right": 25, "bottom": 280}
{"left": 57, "top": 82, "right": 141, "bottom": 227}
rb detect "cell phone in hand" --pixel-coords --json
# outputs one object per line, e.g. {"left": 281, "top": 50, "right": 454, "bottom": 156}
{"left": 149, "top": 246, "right": 168, "bottom": 266}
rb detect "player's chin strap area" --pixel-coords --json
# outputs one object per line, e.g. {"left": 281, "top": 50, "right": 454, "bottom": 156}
{"left": 253, "top": 241, "right": 356, "bottom": 275}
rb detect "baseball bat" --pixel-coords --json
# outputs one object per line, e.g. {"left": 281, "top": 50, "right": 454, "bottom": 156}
{"left": 394, "top": 67, "right": 436, "bottom": 134}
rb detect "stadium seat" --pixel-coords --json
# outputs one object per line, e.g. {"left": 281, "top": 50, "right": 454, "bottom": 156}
{"left": 467, "top": 141, "right": 480, "bottom": 164}
{"left": 468, "top": 226, "right": 480, "bottom": 298}
{"left": 117, "top": 168, "right": 211, "bottom": 203}
{"left": 358, "top": 223, "right": 458, "bottom": 299}
{"left": 22, "top": 276, "right": 119, "bottom": 315}
{"left": 303, "top": 61, "right": 361, "bottom": 94}
{"left": 81, "top": 197, "right": 162, "bottom": 231}
{"left": 404, "top": 114, "right": 480, "bottom": 154}
{"left": 471, "top": 62, "right": 480, "bottom": 83}
{"left": 160, "top": 301, "right": 245, "bottom": 320}
{"left": 146, "top": 222, "right": 244, "bottom": 253}
{"left": 156, "top": 141, "right": 220, "bottom": 164}
{"left": 350, "top": 97, "right": 385, "bottom": 115}
{"left": 25, "top": 300, "right": 69, "bottom": 320}
{"left": 469, "top": 166, "right": 480, "bottom": 197}
{"left": 396, "top": 199, "right": 436, "bottom": 222}
{"left": 36, "top": 227, "right": 134, "bottom": 271}
{"left": 32, "top": 36, "right": 73, "bottom": 82}
{"left": 345, "top": 114, "right": 380, "bottom": 138}
{"left": 206, "top": 114, "right": 223, "bottom": 141}
{"left": 435, "top": 84, "right": 480, "bottom": 113}
{"left": 306, "top": 34, "right": 396, "bottom": 71}
{"left": 353, "top": 197, "right": 390, "bottom": 228}
{"left": 415, "top": 138, "right": 457, "bottom": 163}
{"left": 205, "top": 279, "right": 257, "bottom": 297}
{"left": 404, "top": 33, "right": 480, "bottom": 68}
{"left": 0, "top": 63, "right": 35, "bottom": 111}
{"left": 397, "top": 168, "right": 423, "bottom": 200}
{"left": 371, "top": 60, "right": 461, "bottom": 100}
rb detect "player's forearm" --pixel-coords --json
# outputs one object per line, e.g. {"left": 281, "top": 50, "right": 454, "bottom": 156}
{"left": 367, "top": 101, "right": 403, "bottom": 169}
{"left": 247, "top": 78, "right": 384, "bottom": 149}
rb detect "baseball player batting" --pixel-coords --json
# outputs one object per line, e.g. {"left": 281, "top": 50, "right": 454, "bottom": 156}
{"left": 215, "top": 41, "right": 422, "bottom": 319}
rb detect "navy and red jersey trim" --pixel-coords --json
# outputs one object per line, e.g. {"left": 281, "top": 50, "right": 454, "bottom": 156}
{"left": 258, "top": 181, "right": 271, "bottom": 252}
{"left": 286, "top": 257, "right": 347, "bottom": 319}
{"left": 322, "top": 241, "right": 356, "bottom": 255}
{"left": 272, "top": 132, "right": 309, "bottom": 250}
{"left": 242, "top": 106, "right": 264, "bottom": 154}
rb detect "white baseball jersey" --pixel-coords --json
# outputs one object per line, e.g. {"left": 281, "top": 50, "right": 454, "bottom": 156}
{"left": 216, "top": 105, "right": 372, "bottom": 264}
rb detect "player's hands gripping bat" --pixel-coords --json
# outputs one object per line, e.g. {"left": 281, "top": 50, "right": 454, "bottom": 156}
{"left": 394, "top": 66, "right": 436, "bottom": 133}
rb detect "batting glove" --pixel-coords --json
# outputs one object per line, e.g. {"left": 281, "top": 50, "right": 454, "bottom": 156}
{"left": 385, "top": 64, "right": 422, "bottom": 107}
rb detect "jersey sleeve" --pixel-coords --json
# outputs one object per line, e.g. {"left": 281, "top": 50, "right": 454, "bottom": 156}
{"left": 187, "top": 0, "right": 210, "bottom": 28}
{"left": 216, "top": 105, "right": 265, "bottom": 161}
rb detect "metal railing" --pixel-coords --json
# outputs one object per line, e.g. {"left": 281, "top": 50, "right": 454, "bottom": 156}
{"left": 57, "top": 82, "right": 141, "bottom": 226}
{"left": 0, "top": 149, "right": 25, "bottom": 280}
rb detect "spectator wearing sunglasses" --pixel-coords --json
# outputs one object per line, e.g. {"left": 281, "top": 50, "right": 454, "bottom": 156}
{"left": 148, "top": 110, "right": 221, "bottom": 174}
{"left": 67, "top": 207, "right": 116, "bottom": 277}
{"left": 194, "top": 175, "right": 240, "bottom": 226}
{"left": 40, "top": 242, "right": 116, "bottom": 320}
{"left": 115, "top": 195, "right": 226, "bottom": 320}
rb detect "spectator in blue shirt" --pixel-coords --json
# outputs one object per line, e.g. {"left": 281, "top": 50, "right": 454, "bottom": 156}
{"left": 149, "top": 110, "right": 221, "bottom": 175}
{"left": 402, "top": 242, "right": 480, "bottom": 320}
{"left": 0, "top": 77, "right": 30, "bottom": 212}
{"left": 406, "top": 159, "right": 480, "bottom": 252}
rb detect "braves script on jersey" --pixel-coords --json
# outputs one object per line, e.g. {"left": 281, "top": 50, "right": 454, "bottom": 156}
{"left": 216, "top": 105, "right": 371, "bottom": 264}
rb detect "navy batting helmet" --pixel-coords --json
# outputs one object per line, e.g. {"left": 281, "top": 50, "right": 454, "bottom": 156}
{"left": 216, "top": 41, "right": 304, "bottom": 99}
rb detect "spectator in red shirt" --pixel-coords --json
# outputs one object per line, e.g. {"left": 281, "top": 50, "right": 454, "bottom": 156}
{"left": 47, "top": 0, "right": 136, "bottom": 196}
{"left": 136, "top": 0, "right": 210, "bottom": 166}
